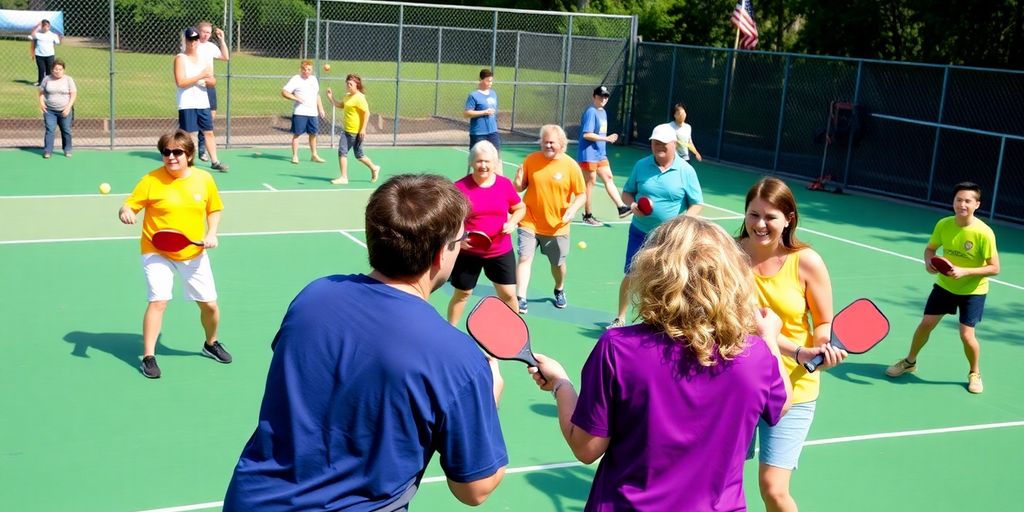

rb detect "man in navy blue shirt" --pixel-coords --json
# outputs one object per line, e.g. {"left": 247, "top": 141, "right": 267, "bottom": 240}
{"left": 225, "top": 174, "right": 508, "bottom": 510}
{"left": 464, "top": 69, "right": 500, "bottom": 151}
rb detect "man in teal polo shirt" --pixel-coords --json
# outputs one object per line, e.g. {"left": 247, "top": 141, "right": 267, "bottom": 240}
{"left": 608, "top": 123, "right": 704, "bottom": 328}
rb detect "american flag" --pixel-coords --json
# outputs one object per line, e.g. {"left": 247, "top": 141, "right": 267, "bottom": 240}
{"left": 731, "top": 0, "right": 759, "bottom": 50}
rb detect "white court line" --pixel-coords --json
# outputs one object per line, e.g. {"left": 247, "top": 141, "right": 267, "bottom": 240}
{"left": 703, "top": 204, "right": 1024, "bottom": 291}
{"left": 0, "top": 228, "right": 365, "bottom": 246}
{"left": 132, "top": 419, "right": 1024, "bottom": 512}
{"left": 261, "top": 183, "right": 278, "bottom": 192}
{"left": 337, "top": 230, "right": 367, "bottom": 248}
{"left": 0, "top": 188, "right": 375, "bottom": 199}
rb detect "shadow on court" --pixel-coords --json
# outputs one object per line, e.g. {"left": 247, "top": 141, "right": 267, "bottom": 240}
{"left": 529, "top": 403, "right": 558, "bottom": 418}
{"left": 124, "top": 150, "right": 163, "bottom": 162}
{"left": 524, "top": 465, "right": 593, "bottom": 512}
{"left": 828, "top": 361, "right": 963, "bottom": 387}
{"left": 63, "top": 331, "right": 201, "bottom": 372}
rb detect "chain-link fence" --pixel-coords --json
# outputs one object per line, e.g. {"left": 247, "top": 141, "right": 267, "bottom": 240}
{"left": 633, "top": 43, "right": 1024, "bottom": 224}
{"left": 0, "top": 0, "right": 635, "bottom": 150}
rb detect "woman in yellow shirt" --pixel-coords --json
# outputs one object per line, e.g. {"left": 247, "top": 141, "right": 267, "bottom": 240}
{"left": 118, "top": 130, "right": 231, "bottom": 379}
{"left": 738, "top": 177, "right": 846, "bottom": 512}
{"left": 325, "top": 74, "right": 381, "bottom": 185}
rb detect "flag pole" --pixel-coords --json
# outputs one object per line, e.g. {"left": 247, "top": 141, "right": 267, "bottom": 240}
{"left": 731, "top": 27, "right": 740, "bottom": 76}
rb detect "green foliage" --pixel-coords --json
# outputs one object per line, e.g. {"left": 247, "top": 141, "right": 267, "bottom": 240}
{"left": 114, "top": 0, "right": 241, "bottom": 53}
{"left": 236, "top": 0, "right": 313, "bottom": 58}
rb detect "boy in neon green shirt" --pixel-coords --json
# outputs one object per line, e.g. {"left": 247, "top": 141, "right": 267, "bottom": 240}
{"left": 886, "top": 182, "right": 1000, "bottom": 393}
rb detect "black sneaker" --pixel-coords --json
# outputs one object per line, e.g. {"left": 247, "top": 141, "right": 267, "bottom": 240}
{"left": 211, "top": 161, "right": 229, "bottom": 172}
{"left": 582, "top": 213, "right": 602, "bottom": 226}
{"left": 617, "top": 205, "right": 632, "bottom": 218}
{"left": 140, "top": 355, "right": 161, "bottom": 379}
{"left": 202, "top": 341, "right": 233, "bottom": 364}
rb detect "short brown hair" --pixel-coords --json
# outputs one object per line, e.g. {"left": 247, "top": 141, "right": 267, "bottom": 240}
{"left": 365, "top": 174, "right": 469, "bottom": 279}
{"left": 737, "top": 177, "right": 808, "bottom": 251}
{"left": 346, "top": 73, "right": 364, "bottom": 93}
{"left": 479, "top": 69, "right": 493, "bottom": 80}
{"left": 157, "top": 130, "right": 196, "bottom": 166}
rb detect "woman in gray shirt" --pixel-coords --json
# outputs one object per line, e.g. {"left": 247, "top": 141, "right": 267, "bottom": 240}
{"left": 38, "top": 58, "right": 76, "bottom": 158}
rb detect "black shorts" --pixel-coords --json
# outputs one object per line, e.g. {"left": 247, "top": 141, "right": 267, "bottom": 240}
{"left": 924, "top": 284, "right": 986, "bottom": 327}
{"left": 449, "top": 249, "right": 516, "bottom": 291}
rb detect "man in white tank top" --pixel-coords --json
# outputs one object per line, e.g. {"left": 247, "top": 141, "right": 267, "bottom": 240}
{"left": 194, "top": 21, "right": 230, "bottom": 162}
{"left": 176, "top": 27, "right": 228, "bottom": 171}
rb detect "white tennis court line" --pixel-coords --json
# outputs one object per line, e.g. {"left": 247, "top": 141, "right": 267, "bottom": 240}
{"left": 261, "top": 183, "right": 277, "bottom": 191}
{"left": 0, "top": 188, "right": 375, "bottom": 200}
{"left": 132, "top": 419, "right": 1024, "bottom": 512}
{"left": 703, "top": 204, "right": 1024, "bottom": 291}
{"left": 0, "top": 228, "right": 365, "bottom": 246}
{"left": 337, "top": 230, "right": 367, "bottom": 248}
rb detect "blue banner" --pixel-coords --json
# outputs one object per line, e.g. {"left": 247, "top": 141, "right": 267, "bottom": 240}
{"left": 0, "top": 10, "right": 65, "bottom": 34}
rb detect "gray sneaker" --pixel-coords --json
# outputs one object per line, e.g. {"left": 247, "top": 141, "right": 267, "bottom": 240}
{"left": 199, "top": 151, "right": 210, "bottom": 162}
{"left": 554, "top": 289, "right": 567, "bottom": 308}
{"left": 607, "top": 318, "right": 625, "bottom": 329}
{"left": 582, "top": 213, "right": 602, "bottom": 226}
{"left": 211, "top": 161, "right": 229, "bottom": 172}
{"left": 517, "top": 296, "right": 528, "bottom": 314}
{"left": 885, "top": 358, "right": 916, "bottom": 377}
{"left": 202, "top": 341, "right": 233, "bottom": 364}
{"left": 140, "top": 355, "right": 161, "bottom": 379}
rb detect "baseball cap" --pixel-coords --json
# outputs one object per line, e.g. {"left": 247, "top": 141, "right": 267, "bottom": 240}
{"left": 593, "top": 85, "right": 611, "bottom": 97}
{"left": 649, "top": 123, "right": 677, "bottom": 143}
{"left": 183, "top": 27, "right": 200, "bottom": 40}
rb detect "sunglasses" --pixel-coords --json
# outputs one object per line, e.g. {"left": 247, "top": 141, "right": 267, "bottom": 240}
{"left": 160, "top": 148, "right": 187, "bottom": 157}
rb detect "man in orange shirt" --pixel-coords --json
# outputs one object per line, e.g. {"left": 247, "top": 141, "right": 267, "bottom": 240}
{"left": 513, "top": 124, "right": 586, "bottom": 313}
{"left": 118, "top": 130, "right": 230, "bottom": 379}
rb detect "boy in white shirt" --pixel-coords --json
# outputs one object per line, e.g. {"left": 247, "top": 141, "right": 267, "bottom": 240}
{"left": 281, "top": 60, "right": 326, "bottom": 164}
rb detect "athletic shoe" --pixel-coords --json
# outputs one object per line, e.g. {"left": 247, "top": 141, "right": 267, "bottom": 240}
{"left": 967, "top": 372, "right": 984, "bottom": 394}
{"left": 140, "top": 355, "right": 161, "bottom": 379}
{"left": 617, "top": 205, "right": 632, "bottom": 218}
{"left": 202, "top": 341, "right": 233, "bottom": 364}
{"left": 885, "top": 358, "right": 916, "bottom": 377}
{"left": 582, "top": 213, "right": 602, "bottom": 226}
{"left": 607, "top": 318, "right": 625, "bottom": 329}
{"left": 554, "top": 289, "right": 567, "bottom": 309}
{"left": 518, "top": 296, "right": 528, "bottom": 314}
{"left": 211, "top": 161, "right": 229, "bottom": 172}
{"left": 199, "top": 151, "right": 210, "bottom": 162}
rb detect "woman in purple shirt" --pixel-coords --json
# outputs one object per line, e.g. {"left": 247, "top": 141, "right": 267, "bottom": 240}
{"left": 531, "top": 215, "right": 792, "bottom": 511}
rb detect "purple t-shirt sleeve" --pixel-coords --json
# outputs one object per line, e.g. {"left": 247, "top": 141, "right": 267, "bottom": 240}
{"left": 756, "top": 337, "right": 788, "bottom": 426}
{"left": 571, "top": 334, "right": 616, "bottom": 438}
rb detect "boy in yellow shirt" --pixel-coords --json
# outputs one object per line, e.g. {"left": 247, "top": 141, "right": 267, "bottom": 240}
{"left": 886, "top": 182, "right": 1000, "bottom": 393}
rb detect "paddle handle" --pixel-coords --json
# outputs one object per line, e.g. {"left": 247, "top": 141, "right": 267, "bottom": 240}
{"left": 801, "top": 339, "right": 847, "bottom": 373}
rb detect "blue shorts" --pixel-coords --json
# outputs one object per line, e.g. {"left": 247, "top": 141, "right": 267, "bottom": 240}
{"left": 178, "top": 108, "right": 213, "bottom": 133}
{"left": 623, "top": 224, "right": 650, "bottom": 274}
{"left": 470, "top": 132, "right": 500, "bottom": 151}
{"left": 338, "top": 132, "right": 365, "bottom": 158}
{"left": 924, "top": 284, "right": 986, "bottom": 327}
{"left": 291, "top": 115, "right": 319, "bottom": 136}
{"left": 748, "top": 401, "right": 816, "bottom": 470}
{"left": 206, "top": 85, "right": 218, "bottom": 111}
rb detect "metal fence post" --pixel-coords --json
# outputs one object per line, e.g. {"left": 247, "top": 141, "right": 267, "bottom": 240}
{"left": 666, "top": 46, "right": 677, "bottom": 120}
{"left": 925, "top": 66, "right": 950, "bottom": 202}
{"left": 623, "top": 15, "right": 638, "bottom": 144}
{"left": 771, "top": 55, "right": 791, "bottom": 172}
{"left": 511, "top": 30, "right": 520, "bottom": 134}
{"left": 303, "top": 19, "right": 309, "bottom": 59}
{"left": 108, "top": 0, "right": 115, "bottom": 149}
{"left": 716, "top": 49, "right": 735, "bottom": 159}
{"left": 990, "top": 137, "right": 1006, "bottom": 220}
{"left": 841, "top": 60, "right": 864, "bottom": 187}
{"left": 225, "top": 0, "right": 233, "bottom": 147}
{"left": 491, "top": 11, "right": 498, "bottom": 72}
{"left": 315, "top": 0, "right": 322, "bottom": 67}
{"left": 433, "top": 28, "right": 442, "bottom": 117}
{"left": 559, "top": 15, "right": 573, "bottom": 129}
{"left": 393, "top": 4, "right": 404, "bottom": 145}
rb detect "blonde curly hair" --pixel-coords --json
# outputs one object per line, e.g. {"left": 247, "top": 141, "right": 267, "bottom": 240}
{"left": 630, "top": 216, "right": 758, "bottom": 366}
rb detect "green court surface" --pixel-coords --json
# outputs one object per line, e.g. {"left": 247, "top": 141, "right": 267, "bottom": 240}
{"left": 1, "top": 144, "right": 1022, "bottom": 512}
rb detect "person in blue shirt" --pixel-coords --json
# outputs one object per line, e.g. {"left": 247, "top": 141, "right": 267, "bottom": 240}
{"left": 578, "top": 85, "right": 631, "bottom": 225}
{"left": 464, "top": 69, "right": 500, "bottom": 151}
{"left": 608, "top": 123, "right": 704, "bottom": 328}
{"left": 224, "top": 174, "right": 508, "bottom": 511}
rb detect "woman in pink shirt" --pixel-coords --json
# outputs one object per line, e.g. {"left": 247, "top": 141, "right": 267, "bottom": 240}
{"left": 447, "top": 140, "right": 526, "bottom": 325}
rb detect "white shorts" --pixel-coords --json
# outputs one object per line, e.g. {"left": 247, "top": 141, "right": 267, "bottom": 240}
{"left": 142, "top": 252, "right": 218, "bottom": 302}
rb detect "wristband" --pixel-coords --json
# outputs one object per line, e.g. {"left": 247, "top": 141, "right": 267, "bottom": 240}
{"left": 795, "top": 346, "right": 803, "bottom": 364}
{"left": 551, "top": 378, "right": 572, "bottom": 398}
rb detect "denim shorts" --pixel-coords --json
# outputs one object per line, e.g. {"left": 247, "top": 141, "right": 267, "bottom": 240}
{"left": 747, "top": 400, "right": 816, "bottom": 470}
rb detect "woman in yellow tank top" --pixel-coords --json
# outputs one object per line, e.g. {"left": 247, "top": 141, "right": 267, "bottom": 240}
{"left": 738, "top": 177, "right": 847, "bottom": 512}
